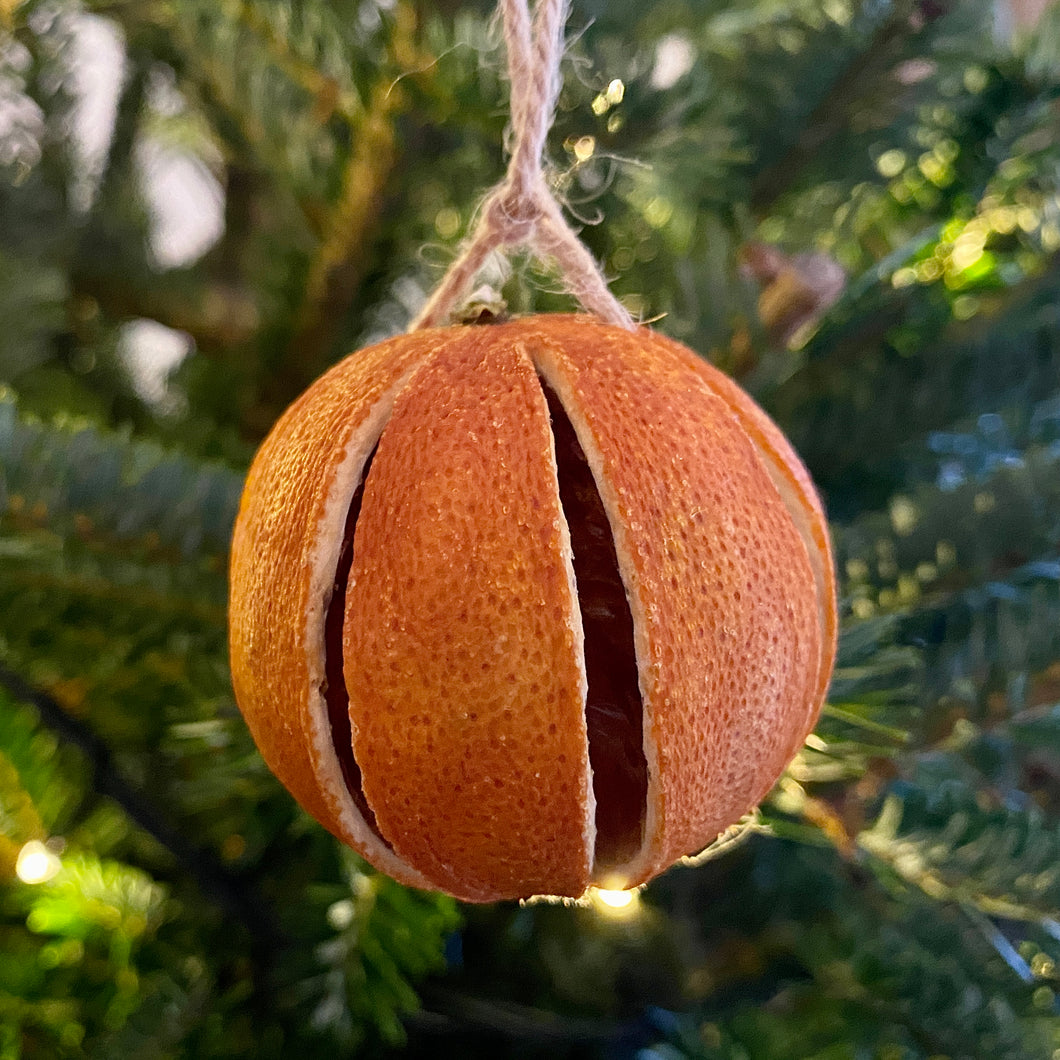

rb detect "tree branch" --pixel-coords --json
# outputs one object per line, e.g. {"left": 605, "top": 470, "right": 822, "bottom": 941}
{"left": 750, "top": 0, "right": 953, "bottom": 212}
{"left": 72, "top": 263, "right": 260, "bottom": 351}
{"left": 285, "top": 3, "right": 426, "bottom": 382}
{"left": 411, "top": 986, "right": 650, "bottom": 1048}
{"left": 0, "top": 663, "right": 281, "bottom": 951}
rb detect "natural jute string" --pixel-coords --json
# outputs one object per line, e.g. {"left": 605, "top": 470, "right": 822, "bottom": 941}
{"left": 410, "top": 0, "right": 635, "bottom": 331}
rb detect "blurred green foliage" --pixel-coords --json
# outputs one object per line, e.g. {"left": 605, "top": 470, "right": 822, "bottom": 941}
{"left": 1, "top": 0, "right": 1060, "bottom": 1056}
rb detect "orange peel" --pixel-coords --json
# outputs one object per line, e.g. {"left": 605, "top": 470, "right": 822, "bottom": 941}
{"left": 229, "top": 315, "right": 837, "bottom": 902}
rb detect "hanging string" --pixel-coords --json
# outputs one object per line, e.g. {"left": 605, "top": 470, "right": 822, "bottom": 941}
{"left": 410, "top": 0, "right": 635, "bottom": 331}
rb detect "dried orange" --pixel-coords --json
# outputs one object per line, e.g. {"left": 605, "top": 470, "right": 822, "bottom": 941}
{"left": 229, "top": 314, "right": 836, "bottom": 902}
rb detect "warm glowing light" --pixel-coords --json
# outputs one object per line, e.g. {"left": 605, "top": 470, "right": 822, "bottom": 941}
{"left": 876, "top": 149, "right": 907, "bottom": 178}
{"left": 573, "top": 136, "right": 596, "bottom": 163}
{"left": 15, "top": 840, "right": 61, "bottom": 885}
{"left": 592, "top": 887, "right": 638, "bottom": 913}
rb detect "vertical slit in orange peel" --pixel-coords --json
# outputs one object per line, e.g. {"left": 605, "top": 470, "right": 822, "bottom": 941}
{"left": 322, "top": 443, "right": 389, "bottom": 846}
{"left": 540, "top": 378, "right": 647, "bottom": 878}
{"left": 229, "top": 315, "right": 838, "bottom": 902}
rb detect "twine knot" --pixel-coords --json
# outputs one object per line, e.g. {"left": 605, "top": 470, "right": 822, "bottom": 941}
{"left": 411, "top": 0, "right": 633, "bottom": 331}
{"left": 485, "top": 173, "right": 548, "bottom": 242}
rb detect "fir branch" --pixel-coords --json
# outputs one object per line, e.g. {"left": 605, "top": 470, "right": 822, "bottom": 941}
{"left": 285, "top": 80, "right": 401, "bottom": 379}
{"left": 71, "top": 262, "right": 260, "bottom": 352}
{"left": 0, "top": 391, "right": 243, "bottom": 560}
{"left": 860, "top": 763, "right": 1060, "bottom": 921}
{"left": 287, "top": 2, "right": 424, "bottom": 377}
{"left": 231, "top": 0, "right": 363, "bottom": 125}
{"left": 411, "top": 986, "right": 640, "bottom": 1048}
{"left": 0, "top": 564, "right": 226, "bottom": 628}
{"left": 151, "top": 2, "right": 324, "bottom": 235}
{"left": 0, "top": 663, "right": 281, "bottom": 950}
{"left": 749, "top": 0, "right": 952, "bottom": 211}
{"left": 63, "top": 32, "right": 262, "bottom": 352}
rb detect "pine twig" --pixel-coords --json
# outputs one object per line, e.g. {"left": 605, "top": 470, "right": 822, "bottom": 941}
{"left": 232, "top": 0, "right": 362, "bottom": 125}
{"left": 65, "top": 37, "right": 262, "bottom": 351}
{"left": 286, "top": 1, "right": 426, "bottom": 376}
{"left": 0, "top": 663, "right": 281, "bottom": 951}
{"left": 156, "top": 8, "right": 321, "bottom": 235}
{"left": 286, "top": 78, "right": 401, "bottom": 370}
{"left": 411, "top": 986, "right": 644, "bottom": 1048}
{"left": 749, "top": 0, "right": 952, "bottom": 212}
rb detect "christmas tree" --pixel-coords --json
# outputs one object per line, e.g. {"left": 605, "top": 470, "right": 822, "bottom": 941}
{"left": 2, "top": 0, "right": 1060, "bottom": 1055}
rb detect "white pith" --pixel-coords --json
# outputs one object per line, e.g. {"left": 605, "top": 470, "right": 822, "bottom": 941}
{"left": 303, "top": 369, "right": 435, "bottom": 891}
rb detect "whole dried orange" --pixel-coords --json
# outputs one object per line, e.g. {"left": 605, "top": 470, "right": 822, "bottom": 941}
{"left": 229, "top": 314, "right": 836, "bottom": 902}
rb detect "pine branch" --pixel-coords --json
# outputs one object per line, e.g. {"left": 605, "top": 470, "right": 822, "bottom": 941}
{"left": 0, "top": 392, "right": 242, "bottom": 561}
{"left": 145, "top": 2, "right": 324, "bottom": 236}
{"left": 0, "top": 663, "right": 282, "bottom": 950}
{"left": 749, "top": 0, "right": 953, "bottom": 211}
{"left": 286, "top": 2, "right": 425, "bottom": 381}
{"left": 860, "top": 774, "right": 1060, "bottom": 922}
{"left": 61, "top": 31, "right": 262, "bottom": 352}
{"left": 231, "top": 0, "right": 363, "bottom": 125}
{"left": 411, "top": 986, "right": 638, "bottom": 1047}
{"left": 285, "top": 81, "right": 401, "bottom": 381}
{"left": 71, "top": 262, "right": 260, "bottom": 352}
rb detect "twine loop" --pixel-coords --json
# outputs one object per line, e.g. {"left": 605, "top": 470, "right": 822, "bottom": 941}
{"left": 411, "top": 0, "right": 634, "bottom": 331}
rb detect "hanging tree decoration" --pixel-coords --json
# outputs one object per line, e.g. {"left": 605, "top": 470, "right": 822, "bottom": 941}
{"left": 228, "top": 0, "right": 838, "bottom": 902}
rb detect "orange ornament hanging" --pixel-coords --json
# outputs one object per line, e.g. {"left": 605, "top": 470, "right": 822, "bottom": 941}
{"left": 227, "top": 0, "right": 837, "bottom": 903}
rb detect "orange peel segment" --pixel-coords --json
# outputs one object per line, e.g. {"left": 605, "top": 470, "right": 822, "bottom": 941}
{"left": 343, "top": 330, "right": 593, "bottom": 902}
{"left": 229, "top": 332, "right": 443, "bottom": 890}
{"left": 527, "top": 316, "right": 827, "bottom": 886}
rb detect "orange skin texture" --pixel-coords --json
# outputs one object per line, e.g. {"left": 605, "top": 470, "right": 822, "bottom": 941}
{"left": 229, "top": 314, "right": 837, "bottom": 902}
{"left": 228, "top": 331, "right": 440, "bottom": 891}
{"left": 229, "top": 332, "right": 426, "bottom": 827}
{"left": 345, "top": 332, "right": 592, "bottom": 899}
